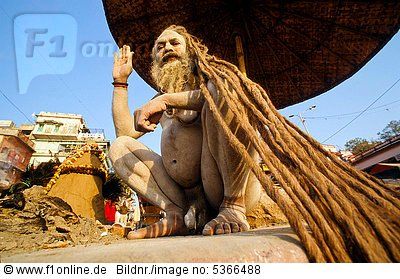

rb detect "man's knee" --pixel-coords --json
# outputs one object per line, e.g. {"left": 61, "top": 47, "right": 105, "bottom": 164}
{"left": 109, "top": 136, "right": 135, "bottom": 164}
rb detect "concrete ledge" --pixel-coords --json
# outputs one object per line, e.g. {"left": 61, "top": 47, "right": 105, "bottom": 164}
{"left": 2, "top": 225, "right": 308, "bottom": 263}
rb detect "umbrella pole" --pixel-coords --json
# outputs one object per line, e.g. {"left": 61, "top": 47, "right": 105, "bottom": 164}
{"left": 235, "top": 35, "right": 247, "bottom": 77}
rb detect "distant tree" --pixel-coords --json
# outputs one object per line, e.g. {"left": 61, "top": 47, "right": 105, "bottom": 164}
{"left": 344, "top": 137, "right": 380, "bottom": 155}
{"left": 378, "top": 120, "right": 400, "bottom": 141}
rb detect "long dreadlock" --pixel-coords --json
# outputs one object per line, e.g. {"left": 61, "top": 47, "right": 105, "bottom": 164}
{"left": 165, "top": 25, "right": 400, "bottom": 262}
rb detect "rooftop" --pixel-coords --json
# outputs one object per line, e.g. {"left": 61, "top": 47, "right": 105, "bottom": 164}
{"left": 0, "top": 128, "right": 35, "bottom": 150}
{"left": 351, "top": 135, "right": 400, "bottom": 163}
{"left": 35, "top": 112, "right": 83, "bottom": 119}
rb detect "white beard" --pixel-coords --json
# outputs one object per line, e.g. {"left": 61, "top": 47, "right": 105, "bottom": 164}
{"left": 151, "top": 54, "right": 193, "bottom": 93}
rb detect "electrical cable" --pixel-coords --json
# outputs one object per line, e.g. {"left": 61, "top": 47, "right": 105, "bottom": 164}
{"left": 0, "top": 4, "right": 101, "bottom": 128}
{"left": 304, "top": 99, "right": 400, "bottom": 119}
{"left": 322, "top": 77, "right": 400, "bottom": 143}
{"left": 0, "top": 88, "right": 34, "bottom": 124}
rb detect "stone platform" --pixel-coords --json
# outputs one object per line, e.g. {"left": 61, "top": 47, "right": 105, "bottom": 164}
{"left": 2, "top": 225, "right": 308, "bottom": 263}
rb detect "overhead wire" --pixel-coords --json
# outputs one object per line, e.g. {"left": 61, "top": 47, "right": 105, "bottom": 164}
{"left": 0, "top": 88, "right": 34, "bottom": 124}
{"left": 1, "top": 88, "right": 57, "bottom": 141}
{"left": 0, "top": 3, "right": 101, "bottom": 128}
{"left": 322, "top": 77, "right": 400, "bottom": 143}
{"left": 304, "top": 99, "right": 400, "bottom": 119}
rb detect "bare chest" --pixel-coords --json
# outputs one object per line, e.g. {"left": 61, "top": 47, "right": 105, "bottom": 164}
{"left": 159, "top": 110, "right": 202, "bottom": 187}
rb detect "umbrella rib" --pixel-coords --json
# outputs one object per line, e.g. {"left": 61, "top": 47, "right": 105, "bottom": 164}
{"left": 125, "top": 8, "right": 231, "bottom": 47}
{"left": 111, "top": 6, "right": 190, "bottom": 46}
{"left": 243, "top": 18, "right": 270, "bottom": 91}
{"left": 258, "top": 5, "right": 357, "bottom": 68}
{"left": 262, "top": 4, "right": 387, "bottom": 42}
{"left": 250, "top": 19, "right": 302, "bottom": 103}
{"left": 250, "top": 16, "right": 324, "bottom": 84}
{"left": 283, "top": 22, "right": 357, "bottom": 67}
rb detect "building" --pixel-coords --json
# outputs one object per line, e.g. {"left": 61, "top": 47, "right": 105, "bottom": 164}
{"left": 322, "top": 144, "right": 353, "bottom": 161}
{"left": 29, "top": 112, "right": 110, "bottom": 166}
{"left": 18, "top": 123, "right": 35, "bottom": 137}
{"left": 350, "top": 135, "right": 400, "bottom": 183}
{"left": 0, "top": 121, "right": 35, "bottom": 191}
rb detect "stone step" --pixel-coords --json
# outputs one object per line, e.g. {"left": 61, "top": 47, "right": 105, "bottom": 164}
{"left": 2, "top": 225, "right": 308, "bottom": 263}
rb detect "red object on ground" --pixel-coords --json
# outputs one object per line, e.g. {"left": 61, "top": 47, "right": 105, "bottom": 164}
{"left": 104, "top": 200, "right": 116, "bottom": 223}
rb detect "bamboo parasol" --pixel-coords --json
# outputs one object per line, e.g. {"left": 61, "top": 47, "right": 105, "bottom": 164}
{"left": 102, "top": 0, "right": 399, "bottom": 108}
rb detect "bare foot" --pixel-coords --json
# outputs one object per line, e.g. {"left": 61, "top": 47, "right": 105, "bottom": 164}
{"left": 202, "top": 208, "right": 250, "bottom": 236}
{"left": 127, "top": 210, "right": 187, "bottom": 239}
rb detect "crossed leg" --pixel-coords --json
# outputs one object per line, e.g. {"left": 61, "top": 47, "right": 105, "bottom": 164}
{"left": 201, "top": 84, "right": 261, "bottom": 236}
{"left": 109, "top": 136, "right": 187, "bottom": 239}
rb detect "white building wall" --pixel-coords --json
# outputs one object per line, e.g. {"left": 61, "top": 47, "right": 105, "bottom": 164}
{"left": 32, "top": 112, "right": 84, "bottom": 140}
{"left": 28, "top": 112, "right": 111, "bottom": 170}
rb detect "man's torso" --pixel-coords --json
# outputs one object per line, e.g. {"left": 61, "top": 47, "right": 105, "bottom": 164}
{"left": 159, "top": 108, "right": 202, "bottom": 187}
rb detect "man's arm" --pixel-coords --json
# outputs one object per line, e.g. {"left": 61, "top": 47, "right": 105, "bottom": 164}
{"left": 161, "top": 79, "right": 219, "bottom": 110}
{"left": 112, "top": 45, "right": 144, "bottom": 139}
{"left": 134, "top": 87, "right": 206, "bottom": 132}
{"left": 134, "top": 80, "right": 219, "bottom": 132}
{"left": 160, "top": 88, "right": 204, "bottom": 111}
{"left": 112, "top": 87, "right": 144, "bottom": 139}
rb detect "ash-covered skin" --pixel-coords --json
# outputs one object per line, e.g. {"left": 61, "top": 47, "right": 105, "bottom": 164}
{"left": 109, "top": 27, "right": 261, "bottom": 239}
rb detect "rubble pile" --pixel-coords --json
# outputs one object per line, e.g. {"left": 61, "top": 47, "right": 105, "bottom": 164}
{"left": 0, "top": 186, "right": 122, "bottom": 257}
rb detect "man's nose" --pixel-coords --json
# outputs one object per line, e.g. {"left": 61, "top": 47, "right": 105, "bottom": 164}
{"left": 164, "top": 42, "right": 173, "bottom": 52}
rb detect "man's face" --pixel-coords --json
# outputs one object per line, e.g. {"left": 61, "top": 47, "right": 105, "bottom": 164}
{"left": 154, "top": 30, "right": 187, "bottom": 65}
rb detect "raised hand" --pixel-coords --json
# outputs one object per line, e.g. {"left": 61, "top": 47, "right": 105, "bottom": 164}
{"left": 113, "top": 45, "right": 133, "bottom": 83}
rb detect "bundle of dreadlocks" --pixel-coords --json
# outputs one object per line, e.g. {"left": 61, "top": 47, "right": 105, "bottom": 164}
{"left": 168, "top": 25, "right": 400, "bottom": 262}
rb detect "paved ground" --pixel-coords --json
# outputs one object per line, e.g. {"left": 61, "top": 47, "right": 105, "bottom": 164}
{"left": 2, "top": 225, "right": 308, "bottom": 263}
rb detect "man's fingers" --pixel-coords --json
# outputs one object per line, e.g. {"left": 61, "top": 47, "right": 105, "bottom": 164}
{"left": 127, "top": 51, "right": 134, "bottom": 65}
{"left": 134, "top": 110, "right": 153, "bottom": 133}
{"left": 149, "top": 124, "right": 157, "bottom": 131}
{"left": 133, "top": 109, "right": 141, "bottom": 131}
{"left": 140, "top": 120, "right": 157, "bottom": 132}
{"left": 148, "top": 111, "right": 163, "bottom": 125}
{"left": 123, "top": 45, "right": 128, "bottom": 59}
{"left": 124, "top": 45, "right": 130, "bottom": 59}
{"left": 113, "top": 52, "right": 118, "bottom": 63}
{"left": 137, "top": 122, "right": 155, "bottom": 133}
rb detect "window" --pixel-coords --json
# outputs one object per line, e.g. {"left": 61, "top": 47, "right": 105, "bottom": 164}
{"left": 54, "top": 125, "right": 60, "bottom": 133}
{"left": 44, "top": 125, "right": 52, "bottom": 133}
{"left": 37, "top": 124, "right": 44, "bottom": 132}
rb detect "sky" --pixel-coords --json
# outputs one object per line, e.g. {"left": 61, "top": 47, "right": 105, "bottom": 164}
{"left": 0, "top": 0, "right": 399, "bottom": 154}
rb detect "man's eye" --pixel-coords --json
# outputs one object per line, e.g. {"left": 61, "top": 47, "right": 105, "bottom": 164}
{"left": 171, "top": 41, "right": 180, "bottom": 46}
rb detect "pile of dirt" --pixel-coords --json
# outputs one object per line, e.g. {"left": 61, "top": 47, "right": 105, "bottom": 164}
{"left": 0, "top": 186, "right": 122, "bottom": 258}
{"left": 247, "top": 188, "right": 288, "bottom": 229}
{"left": 0, "top": 182, "right": 289, "bottom": 258}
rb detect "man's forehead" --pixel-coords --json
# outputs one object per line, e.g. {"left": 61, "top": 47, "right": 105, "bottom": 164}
{"left": 155, "top": 30, "right": 185, "bottom": 43}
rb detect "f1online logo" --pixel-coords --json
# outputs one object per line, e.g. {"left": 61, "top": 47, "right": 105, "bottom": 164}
{"left": 14, "top": 14, "right": 77, "bottom": 94}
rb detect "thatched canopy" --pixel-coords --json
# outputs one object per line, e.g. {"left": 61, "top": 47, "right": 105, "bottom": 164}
{"left": 103, "top": 1, "right": 399, "bottom": 108}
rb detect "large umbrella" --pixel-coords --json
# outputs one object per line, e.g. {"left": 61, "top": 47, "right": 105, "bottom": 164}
{"left": 103, "top": 0, "right": 399, "bottom": 109}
